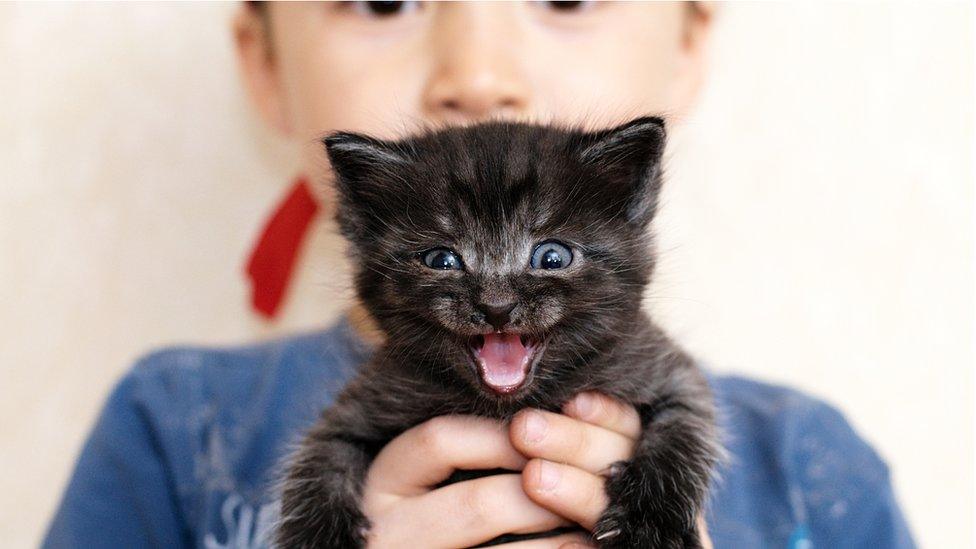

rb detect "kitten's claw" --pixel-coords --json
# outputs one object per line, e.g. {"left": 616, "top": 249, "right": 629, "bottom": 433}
{"left": 594, "top": 528, "right": 621, "bottom": 541}
{"left": 598, "top": 461, "right": 627, "bottom": 479}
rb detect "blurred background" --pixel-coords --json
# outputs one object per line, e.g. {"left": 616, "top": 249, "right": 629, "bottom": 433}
{"left": 1, "top": 2, "right": 972, "bottom": 547}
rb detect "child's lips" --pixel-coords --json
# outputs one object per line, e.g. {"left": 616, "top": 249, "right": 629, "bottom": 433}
{"left": 470, "top": 332, "right": 538, "bottom": 394}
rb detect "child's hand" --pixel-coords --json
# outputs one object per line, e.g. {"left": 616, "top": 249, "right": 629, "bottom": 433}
{"left": 361, "top": 415, "right": 591, "bottom": 548}
{"left": 359, "top": 394, "right": 711, "bottom": 548}
{"left": 510, "top": 392, "right": 713, "bottom": 548}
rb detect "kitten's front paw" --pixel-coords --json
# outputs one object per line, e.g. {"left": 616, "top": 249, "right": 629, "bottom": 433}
{"left": 275, "top": 497, "right": 370, "bottom": 549}
{"left": 593, "top": 460, "right": 703, "bottom": 549}
{"left": 593, "top": 517, "right": 701, "bottom": 549}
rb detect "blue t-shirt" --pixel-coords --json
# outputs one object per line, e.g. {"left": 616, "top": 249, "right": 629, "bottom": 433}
{"left": 43, "top": 318, "right": 916, "bottom": 548}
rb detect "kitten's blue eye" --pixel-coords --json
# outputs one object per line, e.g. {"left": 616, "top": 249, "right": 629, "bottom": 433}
{"left": 530, "top": 241, "right": 573, "bottom": 270}
{"left": 422, "top": 248, "right": 463, "bottom": 270}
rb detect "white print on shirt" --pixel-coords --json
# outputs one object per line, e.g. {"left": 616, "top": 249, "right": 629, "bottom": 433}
{"left": 204, "top": 494, "right": 277, "bottom": 549}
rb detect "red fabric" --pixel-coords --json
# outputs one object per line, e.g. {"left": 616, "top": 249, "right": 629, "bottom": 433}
{"left": 245, "top": 176, "right": 320, "bottom": 319}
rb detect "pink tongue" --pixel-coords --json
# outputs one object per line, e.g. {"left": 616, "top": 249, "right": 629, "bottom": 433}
{"left": 475, "top": 333, "right": 530, "bottom": 392}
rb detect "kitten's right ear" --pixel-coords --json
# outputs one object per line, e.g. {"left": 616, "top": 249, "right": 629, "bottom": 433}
{"left": 323, "top": 131, "right": 411, "bottom": 195}
{"left": 323, "top": 131, "right": 413, "bottom": 239}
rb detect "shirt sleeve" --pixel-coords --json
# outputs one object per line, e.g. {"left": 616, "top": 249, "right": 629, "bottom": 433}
{"left": 42, "top": 365, "right": 191, "bottom": 549}
{"left": 787, "top": 398, "right": 916, "bottom": 549}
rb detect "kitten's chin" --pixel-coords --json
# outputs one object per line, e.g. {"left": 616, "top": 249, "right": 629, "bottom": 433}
{"left": 469, "top": 332, "right": 543, "bottom": 397}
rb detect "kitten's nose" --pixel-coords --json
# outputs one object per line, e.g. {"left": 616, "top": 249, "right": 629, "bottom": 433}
{"left": 477, "top": 301, "right": 517, "bottom": 331}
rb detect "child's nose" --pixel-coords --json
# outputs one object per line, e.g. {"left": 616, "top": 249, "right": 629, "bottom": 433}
{"left": 421, "top": 3, "right": 531, "bottom": 124}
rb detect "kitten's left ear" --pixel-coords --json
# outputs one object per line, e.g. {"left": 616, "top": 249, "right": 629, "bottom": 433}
{"left": 577, "top": 116, "right": 667, "bottom": 226}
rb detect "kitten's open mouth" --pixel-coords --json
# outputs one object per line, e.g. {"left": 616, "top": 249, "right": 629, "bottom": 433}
{"left": 469, "top": 333, "right": 540, "bottom": 395}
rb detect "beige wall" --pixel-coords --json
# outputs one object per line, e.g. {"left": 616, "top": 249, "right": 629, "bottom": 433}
{"left": 1, "top": 3, "right": 972, "bottom": 547}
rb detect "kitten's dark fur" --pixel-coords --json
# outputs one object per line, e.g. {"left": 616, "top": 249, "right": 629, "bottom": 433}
{"left": 275, "top": 117, "right": 721, "bottom": 548}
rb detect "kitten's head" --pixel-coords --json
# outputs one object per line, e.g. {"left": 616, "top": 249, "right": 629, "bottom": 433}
{"left": 325, "top": 117, "right": 666, "bottom": 401}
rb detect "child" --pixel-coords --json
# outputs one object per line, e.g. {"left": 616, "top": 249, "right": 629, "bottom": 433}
{"left": 44, "top": 3, "right": 915, "bottom": 548}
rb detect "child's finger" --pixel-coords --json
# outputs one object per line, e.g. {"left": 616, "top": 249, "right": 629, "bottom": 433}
{"left": 562, "top": 391, "right": 642, "bottom": 440}
{"left": 520, "top": 458, "right": 608, "bottom": 531}
{"left": 510, "top": 409, "right": 635, "bottom": 475}
{"left": 367, "top": 415, "right": 526, "bottom": 497}
{"left": 495, "top": 531, "right": 593, "bottom": 548}
{"left": 380, "top": 474, "right": 571, "bottom": 549}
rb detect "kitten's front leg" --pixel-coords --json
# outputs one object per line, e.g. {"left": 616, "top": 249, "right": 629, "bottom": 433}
{"left": 275, "top": 430, "right": 374, "bottom": 549}
{"left": 593, "top": 395, "right": 720, "bottom": 549}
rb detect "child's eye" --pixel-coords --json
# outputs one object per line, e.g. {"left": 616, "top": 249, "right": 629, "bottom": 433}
{"left": 422, "top": 248, "right": 463, "bottom": 271}
{"left": 530, "top": 241, "right": 574, "bottom": 270}
{"left": 543, "top": 1, "right": 595, "bottom": 12}
{"left": 346, "top": 1, "right": 422, "bottom": 18}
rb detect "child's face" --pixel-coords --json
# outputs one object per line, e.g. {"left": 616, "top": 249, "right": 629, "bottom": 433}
{"left": 235, "top": 1, "right": 711, "bottom": 188}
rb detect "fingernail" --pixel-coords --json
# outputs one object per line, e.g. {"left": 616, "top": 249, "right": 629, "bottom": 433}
{"left": 537, "top": 460, "right": 560, "bottom": 492}
{"left": 573, "top": 392, "right": 595, "bottom": 418}
{"left": 523, "top": 411, "right": 547, "bottom": 444}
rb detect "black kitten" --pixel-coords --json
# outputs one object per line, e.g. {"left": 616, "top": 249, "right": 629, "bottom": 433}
{"left": 275, "top": 117, "right": 721, "bottom": 548}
